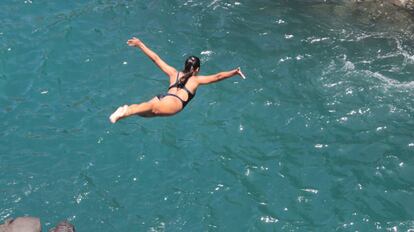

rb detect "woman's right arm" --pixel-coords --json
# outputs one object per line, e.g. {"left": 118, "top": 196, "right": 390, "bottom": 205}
{"left": 196, "top": 68, "right": 245, "bottom": 85}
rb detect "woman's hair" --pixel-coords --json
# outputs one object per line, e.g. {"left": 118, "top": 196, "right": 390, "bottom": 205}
{"left": 179, "top": 56, "right": 200, "bottom": 84}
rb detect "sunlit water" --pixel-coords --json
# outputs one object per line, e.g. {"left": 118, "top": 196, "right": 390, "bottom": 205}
{"left": 1, "top": 0, "right": 413, "bottom": 231}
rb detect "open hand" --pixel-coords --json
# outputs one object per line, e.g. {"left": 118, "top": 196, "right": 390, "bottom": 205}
{"left": 127, "top": 37, "right": 141, "bottom": 47}
{"left": 236, "top": 67, "right": 246, "bottom": 79}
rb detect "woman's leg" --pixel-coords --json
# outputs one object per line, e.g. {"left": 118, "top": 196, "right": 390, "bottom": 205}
{"left": 109, "top": 98, "right": 159, "bottom": 123}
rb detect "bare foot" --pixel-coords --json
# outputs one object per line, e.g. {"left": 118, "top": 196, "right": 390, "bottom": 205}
{"left": 109, "top": 105, "right": 128, "bottom": 123}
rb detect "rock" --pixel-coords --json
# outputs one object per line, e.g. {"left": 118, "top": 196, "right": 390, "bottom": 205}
{"left": 401, "top": 0, "right": 414, "bottom": 10}
{"left": 0, "top": 217, "right": 41, "bottom": 232}
{"left": 0, "top": 217, "right": 76, "bottom": 232}
{"left": 49, "top": 221, "right": 76, "bottom": 232}
{"left": 358, "top": 0, "right": 414, "bottom": 10}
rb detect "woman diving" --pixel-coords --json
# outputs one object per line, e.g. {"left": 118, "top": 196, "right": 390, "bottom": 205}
{"left": 109, "top": 37, "right": 246, "bottom": 123}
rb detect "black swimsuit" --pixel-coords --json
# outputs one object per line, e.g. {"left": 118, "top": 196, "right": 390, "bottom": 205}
{"left": 156, "top": 72, "right": 195, "bottom": 108}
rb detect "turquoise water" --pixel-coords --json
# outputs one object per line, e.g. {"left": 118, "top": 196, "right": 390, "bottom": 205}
{"left": 1, "top": 0, "right": 414, "bottom": 231}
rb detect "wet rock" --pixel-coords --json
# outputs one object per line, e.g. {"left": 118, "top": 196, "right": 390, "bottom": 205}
{"left": 49, "top": 221, "right": 76, "bottom": 232}
{"left": 0, "top": 217, "right": 41, "bottom": 232}
{"left": 356, "top": 0, "right": 414, "bottom": 10}
{"left": 389, "top": 0, "right": 414, "bottom": 10}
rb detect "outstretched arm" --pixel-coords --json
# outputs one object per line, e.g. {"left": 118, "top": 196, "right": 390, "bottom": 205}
{"left": 127, "top": 37, "right": 177, "bottom": 78}
{"left": 196, "top": 67, "right": 246, "bottom": 85}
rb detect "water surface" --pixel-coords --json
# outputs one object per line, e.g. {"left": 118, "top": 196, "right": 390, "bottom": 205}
{"left": 1, "top": 0, "right": 413, "bottom": 231}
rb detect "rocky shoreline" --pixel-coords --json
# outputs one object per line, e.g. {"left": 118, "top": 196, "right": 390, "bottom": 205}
{"left": 389, "top": 0, "right": 414, "bottom": 10}
{"left": 357, "top": 0, "right": 414, "bottom": 11}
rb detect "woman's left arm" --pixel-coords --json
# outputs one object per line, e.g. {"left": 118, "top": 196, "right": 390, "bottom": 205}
{"left": 127, "top": 37, "right": 177, "bottom": 78}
